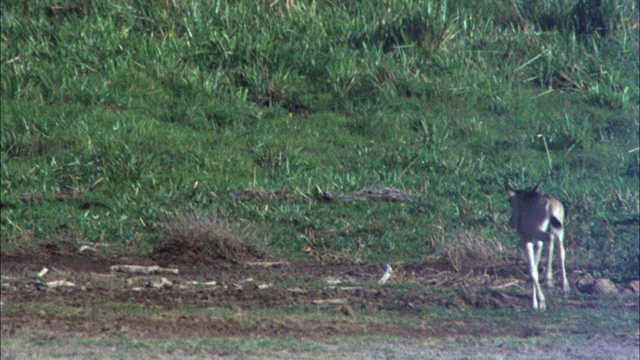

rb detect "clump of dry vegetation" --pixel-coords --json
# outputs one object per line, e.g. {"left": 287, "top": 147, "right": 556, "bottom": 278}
{"left": 436, "top": 232, "right": 512, "bottom": 272}
{"left": 152, "top": 212, "right": 264, "bottom": 264}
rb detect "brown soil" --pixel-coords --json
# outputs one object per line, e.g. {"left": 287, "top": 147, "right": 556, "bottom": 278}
{"left": 1, "top": 245, "right": 638, "bottom": 359}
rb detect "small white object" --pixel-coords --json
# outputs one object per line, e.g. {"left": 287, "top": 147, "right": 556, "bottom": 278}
{"left": 110, "top": 265, "right": 179, "bottom": 275}
{"left": 45, "top": 280, "right": 76, "bottom": 288}
{"left": 378, "top": 264, "right": 392, "bottom": 284}
{"left": 324, "top": 276, "right": 341, "bottom": 285}
{"left": 78, "top": 245, "right": 97, "bottom": 253}
{"left": 37, "top": 267, "right": 49, "bottom": 278}
{"left": 312, "top": 299, "right": 347, "bottom": 305}
{"left": 187, "top": 280, "right": 217, "bottom": 286}
{"left": 151, "top": 277, "right": 173, "bottom": 289}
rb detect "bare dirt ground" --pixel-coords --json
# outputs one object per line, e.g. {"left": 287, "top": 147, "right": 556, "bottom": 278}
{"left": 1, "top": 244, "right": 639, "bottom": 359}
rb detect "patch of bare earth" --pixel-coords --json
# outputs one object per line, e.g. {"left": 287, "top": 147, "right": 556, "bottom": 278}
{"left": 1, "top": 243, "right": 638, "bottom": 359}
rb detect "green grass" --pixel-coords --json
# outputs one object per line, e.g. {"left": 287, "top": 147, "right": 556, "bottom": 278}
{"left": 2, "top": 337, "right": 326, "bottom": 358}
{"left": 1, "top": 334, "right": 635, "bottom": 359}
{"left": 3, "top": 296, "right": 637, "bottom": 357}
{"left": 1, "top": 1, "right": 639, "bottom": 281}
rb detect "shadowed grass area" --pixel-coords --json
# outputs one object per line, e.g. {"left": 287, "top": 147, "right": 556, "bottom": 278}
{"left": 1, "top": 1, "right": 638, "bottom": 281}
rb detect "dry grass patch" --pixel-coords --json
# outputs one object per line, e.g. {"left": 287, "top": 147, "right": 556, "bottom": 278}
{"left": 152, "top": 212, "right": 265, "bottom": 264}
{"left": 436, "top": 232, "right": 512, "bottom": 272}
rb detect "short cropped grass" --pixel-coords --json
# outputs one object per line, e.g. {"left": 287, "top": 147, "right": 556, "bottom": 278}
{"left": 2, "top": 295, "right": 637, "bottom": 358}
{"left": 1, "top": 1, "right": 638, "bottom": 281}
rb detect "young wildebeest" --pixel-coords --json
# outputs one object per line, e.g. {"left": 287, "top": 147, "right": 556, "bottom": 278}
{"left": 505, "top": 180, "right": 569, "bottom": 310}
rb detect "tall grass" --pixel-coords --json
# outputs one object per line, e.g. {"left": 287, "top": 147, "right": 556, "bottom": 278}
{"left": 1, "top": 0, "right": 638, "bottom": 281}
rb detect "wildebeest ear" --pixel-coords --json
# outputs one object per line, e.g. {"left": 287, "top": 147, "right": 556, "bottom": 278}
{"left": 532, "top": 180, "right": 544, "bottom": 193}
{"left": 504, "top": 180, "right": 516, "bottom": 196}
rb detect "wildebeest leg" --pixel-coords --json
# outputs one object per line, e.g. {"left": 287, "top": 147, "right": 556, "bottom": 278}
{"left": 526, "top": 241, "right": 546, "bottom": 310}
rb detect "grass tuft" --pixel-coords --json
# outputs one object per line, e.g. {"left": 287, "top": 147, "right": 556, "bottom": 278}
{"left": 436, "top": 231, "right": 512, "bottom": 273}
{"left": 152, "top": 212, "right": 264, "bottom": 264}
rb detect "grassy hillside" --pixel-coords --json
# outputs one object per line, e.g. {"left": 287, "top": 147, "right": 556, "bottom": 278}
{"left": 1, "top": 0, "right": 638, "bottom": 281}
